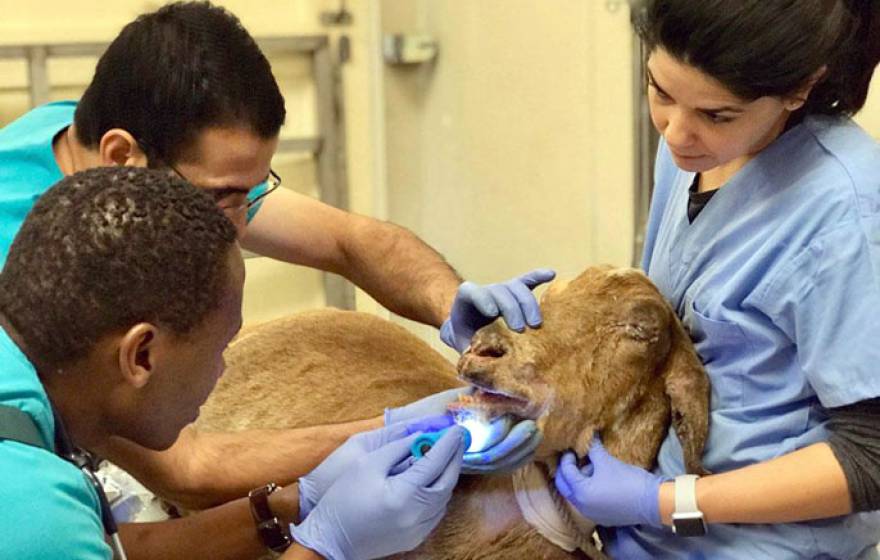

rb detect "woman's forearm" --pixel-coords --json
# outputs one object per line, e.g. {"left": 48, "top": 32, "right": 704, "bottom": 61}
{"left": 658, "top": 442, "right": 851, "bottom": 525}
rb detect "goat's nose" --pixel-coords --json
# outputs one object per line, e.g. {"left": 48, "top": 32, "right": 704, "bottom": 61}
{"left": 469, "top": 332, "right": 510, "bottom": 360}
{"left": 473, "top": 342, "right": 506, "bottom": 359}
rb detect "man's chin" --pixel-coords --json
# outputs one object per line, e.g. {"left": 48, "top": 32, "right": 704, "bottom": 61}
{"left": 127, "top": 425, "right": 188, "bottom": 451}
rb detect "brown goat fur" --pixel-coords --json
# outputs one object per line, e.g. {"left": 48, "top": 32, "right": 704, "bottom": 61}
{"left": 196, "top": 265, "right": 710, "bottom": 559}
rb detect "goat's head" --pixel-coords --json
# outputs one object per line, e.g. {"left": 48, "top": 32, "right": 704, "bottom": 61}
{"left": 455, "top": 265, "right": 709, "bottom": 473}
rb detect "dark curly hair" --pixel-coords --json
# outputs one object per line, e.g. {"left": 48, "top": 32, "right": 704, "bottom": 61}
{"left": 0, "top": 167, "right": 238, "bottom": 369}
{"left": 632, "top": 0, "right": 880, "bottom": 117}
{"left": 74, "top": 1, "right": 286, "bottom": 165}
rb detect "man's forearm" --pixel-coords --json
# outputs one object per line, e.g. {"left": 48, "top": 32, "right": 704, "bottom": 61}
{"left": 341, "top": 216, "right": 461, "bottom": 326}
{"left": 243, "top": 191, "right": 462, "bottom": 326}
{"left": 118, "top": 483, "right": 299, "bottom": 560}
{"left": 103, "top": 416, "right": 384, "bottom": 510}
{"left": 657, "top": 442, "right": 851, "bottom": 525}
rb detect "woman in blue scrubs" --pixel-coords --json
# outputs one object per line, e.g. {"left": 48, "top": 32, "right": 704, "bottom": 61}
{"left": 554, "top": 1, "right": 880, "bottom": 558}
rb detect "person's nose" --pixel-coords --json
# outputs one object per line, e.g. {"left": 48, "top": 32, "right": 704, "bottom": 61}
{"left": 662, "top": 108, "right": 697, "bottom": 150}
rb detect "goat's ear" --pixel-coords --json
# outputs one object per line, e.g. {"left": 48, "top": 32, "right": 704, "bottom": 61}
{"left": 607, "top": 297, "right": 673, "bottom": 383}
{"left": 662, "top": 317, "right": 711, "bottom": 475}
{"left": 620, "top": 297, "right": 667, "bottom": 343}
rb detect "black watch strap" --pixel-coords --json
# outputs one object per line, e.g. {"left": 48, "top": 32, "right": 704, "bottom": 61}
{"left": 248, "top": 483, "right": 293, "bottom": 553}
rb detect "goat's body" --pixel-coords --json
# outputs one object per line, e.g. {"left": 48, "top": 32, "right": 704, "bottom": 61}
{"left": 198, "top": 310, "right": 583, "bottom": 559}
{"left": 199, "top": 310, "right": 459, "bottom": 431}
{"left": 198, "top": 266, "right": 710, "bottom": 559}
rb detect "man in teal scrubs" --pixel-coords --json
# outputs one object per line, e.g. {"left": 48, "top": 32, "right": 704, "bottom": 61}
{"left": 0, "top": 167, "right": 466, "bottom": 560}
{"left": 0, "top": 1, "right": 548, "bottom": 555}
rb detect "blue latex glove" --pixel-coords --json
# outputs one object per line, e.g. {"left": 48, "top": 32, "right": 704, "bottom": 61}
{"left": 462, "top": 417, "right": 542, "bottom": 474}
{"left": 387, "top": 389, "right": 543, "bottom": 475}
{"left": 384, "top": 387, "right": 470, "bottom": 427}
{"left": 554, "top": 437, "right": 664, "bottom": 528}
{"left": 291, "top": 426, "right": 466, "bottom": 560}
{"left": 299, "top": 421, "right": 420, "bottom": 520}
{"left": 440, "top": 269, "right": 556, "bottom": 353}
{"left": 404, "top": 413, "right": 542, "bottom": 473}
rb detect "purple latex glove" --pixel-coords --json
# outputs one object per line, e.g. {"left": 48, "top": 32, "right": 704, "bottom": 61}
{"left": 554, "top": 438, "right": 664, "bottom": 528}
{"left": 299, "top": 421, "right": 407, "bottom": 520}
{"left": 386, "top": 390, "right": 542, "bottom": 474}
{"left": 291, "top": 427, "right": 466, "bottom": 560}
{"left": 299, "top": 416, "right": 456, "bottom": 520}
{"left": 384, "top": 388, "right": 471, "bottom": 427}
{"left": 405, "top": 414, "right": 542, "bottom": 475}
{"left": 440, "top": 269, "right": 556, "bottom": 353}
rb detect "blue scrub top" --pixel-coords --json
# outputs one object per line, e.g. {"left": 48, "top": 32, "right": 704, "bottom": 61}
{"left": 608, "top": 116, "right": 880, "bottom": 558}
{"left": 0, "top": 327, "right": 111, "bottom": 559}
{"left": 0, "top": 101, "right": 268, "bottom": 269}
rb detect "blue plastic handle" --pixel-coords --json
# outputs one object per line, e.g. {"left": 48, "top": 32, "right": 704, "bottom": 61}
{"left": 411, "top": 426, "right": 471, "bottom": 459}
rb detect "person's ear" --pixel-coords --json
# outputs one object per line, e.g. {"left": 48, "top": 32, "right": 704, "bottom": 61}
{"left": 118, "top": 323, "right": 160, "bottom": 389}
{"left": 783, "top": 65, "right": 828, "bottom": 112}
{"left": 98, "top": 129, "right": 150, "bottom": 167}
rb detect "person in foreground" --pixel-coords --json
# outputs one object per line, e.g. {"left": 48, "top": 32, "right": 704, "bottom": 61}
{"left": 553, "top": 1, "right": 880, "bottom": 558}
{"left": 0, "top": 0, "right": 549, "bottom": 525}
{"left": 0, "top": 166, "right": 464, "bottom": 560}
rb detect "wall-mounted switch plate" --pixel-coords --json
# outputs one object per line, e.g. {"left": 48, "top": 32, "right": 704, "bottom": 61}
{"left": 383, "top": 34, "right": 438, "bottom": 65}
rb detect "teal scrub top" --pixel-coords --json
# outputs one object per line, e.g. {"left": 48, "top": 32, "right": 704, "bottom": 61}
{"left": 0, "top": 101, "right": 68, "bottom": 270}
{"left": 0, "top": 101, "right": 268, "bottom": 270}
{"left": 608, "top": 116, "right": 880, "bottom": 558}
{"left": 0, "top": 102, "right": 270, "bottom": 556}
{"left": 0, "top": 327, "right": 111, "bottom": 559}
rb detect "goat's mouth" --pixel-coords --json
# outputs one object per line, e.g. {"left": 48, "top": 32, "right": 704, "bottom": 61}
{"left": 447, "top": 386, "right": 540, "bottom": 421}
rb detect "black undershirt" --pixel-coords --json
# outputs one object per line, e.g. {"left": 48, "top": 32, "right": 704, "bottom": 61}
{"left": 687, "top": 174, "right": 717, "bottom": 223}
{"left": 685, "top": 173, "right": 880, "bottom": 511}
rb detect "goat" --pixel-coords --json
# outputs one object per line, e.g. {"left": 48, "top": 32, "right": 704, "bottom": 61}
{"left": 196, "top": 265, "right": 711, "bottom": 559}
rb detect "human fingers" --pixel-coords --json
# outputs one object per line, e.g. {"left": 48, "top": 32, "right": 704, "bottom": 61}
{"left": 463, "top": 419, "right": 539, "bottom": 467}
{"left": 400, "top": 426, "right": 466, "bottom": 488}
{"left": 458, "top": 282, "right": 499, "bottom": 317}
{"left": 516, "top": 268, "right": 556, "bottom": 289}
{"left": 487, "top": 284, "right": 526, "bottom": 332}
{"left": 404, "top": 413, "right": 456, "bottom": 436}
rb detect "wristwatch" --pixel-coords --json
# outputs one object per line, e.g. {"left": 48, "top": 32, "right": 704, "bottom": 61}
{"left": 671, "top": 474, "right": 707, "bottom": 537}
{"left": 248, "top": 483, "right": 293, "bottom": 553}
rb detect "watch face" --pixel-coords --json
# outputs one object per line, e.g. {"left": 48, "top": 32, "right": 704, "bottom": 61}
{"left": 673, "top": 516, "right": 707, "bottom": 537}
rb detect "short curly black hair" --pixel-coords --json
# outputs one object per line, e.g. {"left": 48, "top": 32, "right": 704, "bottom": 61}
{"left": 0, "top": 167, "right": 238, "bottom": 368}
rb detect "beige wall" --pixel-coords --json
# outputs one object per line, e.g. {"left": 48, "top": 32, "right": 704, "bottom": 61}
{"left": 0, "top": 0, "right": 385, "bottom": 325}
{"left": 2, "top": 1, "right": 880, "bottom": 339}
{"left": 380, "top": 0, "right": 636, "bottom": 351}
{"left": 855, "top": 73, "right": 880, "bottom": 138}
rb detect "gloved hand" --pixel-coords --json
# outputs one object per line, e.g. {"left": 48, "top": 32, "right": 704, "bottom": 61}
{"left": 299, "top": 421, "right": 418, "bottom": 520}
{"left": 291, "top": 426, "right": 466, "bottom": 560}
{"left": 554, "top": 437, "right": 664, "bottom": 528}
{"left": 384, "top": 387, "right": 470, "bottom": 427}
{"left": 386, "top": 389, "right": 543, "bottom": 475}
{"left": 462, "top": 417, "right": 542, "bottom": 474}
{"left": 405, "top": 413, "right": 543, "bottom": 474}
{"left": 440, "top": 269, "right": 556, "bottom": 353}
